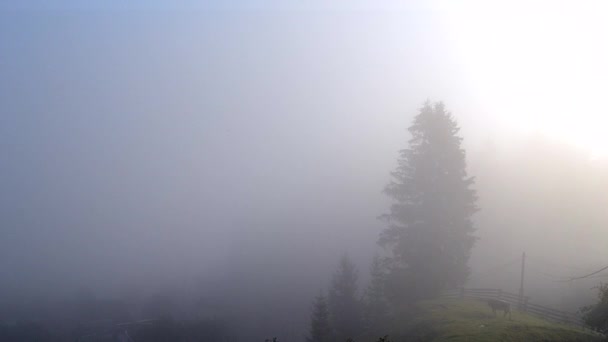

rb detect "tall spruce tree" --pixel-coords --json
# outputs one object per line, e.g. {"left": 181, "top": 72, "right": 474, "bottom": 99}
{"left": 328, "top": 255, "right": 362, "bottom": 341}
{"left": 380, "top": 101, "right": 477, "bottom": 302}
{"left": 307, "top": 293, "right": 332, "bottom": 342}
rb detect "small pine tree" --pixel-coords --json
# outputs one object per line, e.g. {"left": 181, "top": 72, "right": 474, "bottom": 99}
{"left": 329, "top": 255, "right": 362, "bottom": 341}
{"left": 307, "top": 293, "right": 332, "bottom": 342}
{"left": 363, "top": 255, "right": 389, "bottom": 335}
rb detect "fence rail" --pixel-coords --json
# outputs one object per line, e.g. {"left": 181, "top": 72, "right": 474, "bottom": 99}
{"left": 440, "top": 288, "right": 585, "bottom": 327}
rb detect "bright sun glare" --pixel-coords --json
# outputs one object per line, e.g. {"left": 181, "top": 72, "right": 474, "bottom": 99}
{"left": 438, "top": 1, "right": 608, "bottom": 159}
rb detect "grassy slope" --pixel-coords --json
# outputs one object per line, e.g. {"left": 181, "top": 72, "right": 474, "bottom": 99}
{"left": 395, "top": 298, "right": 603, "bottom": 342}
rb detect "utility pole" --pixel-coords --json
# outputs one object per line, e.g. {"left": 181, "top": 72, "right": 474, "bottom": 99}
{"left": 518, "top": 251, "right": 526, "bottom": 310}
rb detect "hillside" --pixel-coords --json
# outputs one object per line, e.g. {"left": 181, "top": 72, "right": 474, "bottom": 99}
{"left": 389, "top": 298, "right": 603, "bottom": 342}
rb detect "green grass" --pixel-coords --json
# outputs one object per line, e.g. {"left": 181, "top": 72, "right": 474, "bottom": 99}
{"left": 392, "top": 298, "right": 603, "bottom": 342}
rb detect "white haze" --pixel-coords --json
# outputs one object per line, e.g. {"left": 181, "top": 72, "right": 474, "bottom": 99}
{"left": 1, "top": 0, "right": 608, "bottom": 338}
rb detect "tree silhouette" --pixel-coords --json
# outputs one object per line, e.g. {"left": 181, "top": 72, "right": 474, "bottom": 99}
{"left": 380, "top": 101, "right": 478, "bottom": 302}
{"left": 581, "top": 283, "right": 608, "bottom": 333}
{"left": 306, "top": 293, "right": 332, "bottom": 342}
{"left": 362, "top": 255, "right": 389, "bottom": 335}
{"left": 328, "top": 255, "right": 362, "bottom": 341}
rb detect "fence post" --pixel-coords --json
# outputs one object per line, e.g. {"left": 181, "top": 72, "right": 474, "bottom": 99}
{"left": 523, "top": 297, "right": 529, "bottom": 312}
{"left": 497, "top": 289, "right": 503, "bottom": 299}
{"left": 460, "top": 287, "right": 465, "bottom": 299}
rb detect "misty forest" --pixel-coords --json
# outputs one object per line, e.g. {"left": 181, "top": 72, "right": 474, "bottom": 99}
{"left": 3, "top": 2, "right": 608, "bottom": 342}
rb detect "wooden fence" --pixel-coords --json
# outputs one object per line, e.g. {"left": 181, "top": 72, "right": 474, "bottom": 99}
{"left": 441, "top": 288, "right": 586, "bottom": 327}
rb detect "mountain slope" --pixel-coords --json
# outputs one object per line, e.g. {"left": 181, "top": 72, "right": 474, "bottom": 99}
{"left": 390, "top": 298, "right": 603, "bottom": 342}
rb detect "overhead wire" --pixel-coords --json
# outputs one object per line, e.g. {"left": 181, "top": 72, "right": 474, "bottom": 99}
{"left": 564, "top": 264, "right": 608, "bottom": 281}
{"left": 470, "top": 254, "right": 608, "bottom": 284}
{"left": 525, "top": 255, "right": 608, "bottom": 282}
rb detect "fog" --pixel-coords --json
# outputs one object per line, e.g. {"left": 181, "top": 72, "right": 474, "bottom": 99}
{"left": 2, "top": 1, "right": 608, "bottom": 341}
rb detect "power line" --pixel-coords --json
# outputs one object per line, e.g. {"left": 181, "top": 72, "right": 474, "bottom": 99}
{"left": 472, "top": 255, "right": 608, "bottom": 283}
{"left": 581, "top": 274, "right": 608, "bottom": 280}
{"left": 529, "top": 256, "right": 596, "bottom": 273}
{"left": 541, "top": 264, "right": 608, "bottom": 282}
{"left": 521, "top": 255, "right": 608, "bottom": 282}
{"left": 566, "top": 264, "right": 608, "bottom": 281}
